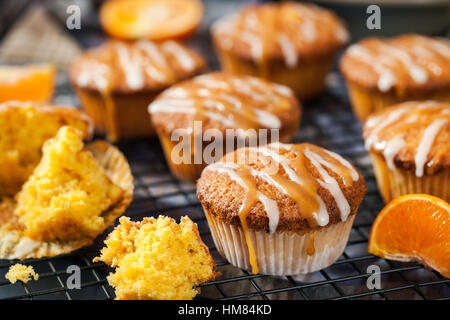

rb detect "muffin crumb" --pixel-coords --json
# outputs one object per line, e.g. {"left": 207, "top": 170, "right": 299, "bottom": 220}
{"left": 5, "top": 264, "right": 38, "bottom": 284}
{"left": 94, "top": 216, "right": 219, "bottom": 300}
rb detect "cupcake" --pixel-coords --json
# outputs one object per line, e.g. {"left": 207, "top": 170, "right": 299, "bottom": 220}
{"left": 69, "top": 39, "right": 206, "bottom": 141}
{"left": 149, "top": 72, "right": 302, "bottom": 182}
{"left": 197, "top": 142, "right": 366, "bottom": 275}
{"left": 211, "top": 2, "right": 349, "bottom": 99}
{"left": 340, "top": 34, "right": 450, "bottom": 121}
{"left": 363, "top": 101, "right": 450, "bottom": 203}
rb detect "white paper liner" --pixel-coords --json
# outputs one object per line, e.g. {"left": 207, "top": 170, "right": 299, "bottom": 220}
{"left": 205, "top": 211, "right": 355, "bottom": 276}
{"left": 370, "top": 152, "right": 450, "bottom": 202}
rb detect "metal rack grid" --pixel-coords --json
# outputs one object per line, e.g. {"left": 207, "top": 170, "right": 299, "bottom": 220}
{"left": 0, "top": 0, "right": 449, "bottom": 300}
{"left": 0, "top": 72, "right": 449, "bottom": 300}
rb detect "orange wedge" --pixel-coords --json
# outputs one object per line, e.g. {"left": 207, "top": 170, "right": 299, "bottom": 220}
{"left": 0, "top": 64, "right": 56, "bottom": 103}
{"left": 369, "top": 194, "right": 450, "bottom": 278}
{"left": 99, "top": 0, "right": 203, "bottom": 41}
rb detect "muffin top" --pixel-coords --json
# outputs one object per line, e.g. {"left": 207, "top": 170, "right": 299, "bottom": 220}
{"left": 211, "top": 2, "right": 349, "bottom": 67}
{"left": 69, "top": 39, "right": 206, "bottom": 94}
{"left": 149, "top": 72, "right": 301, "bottom": 136}
{"left": 197, "top": 143, "right": 366, "bottom": 233}
{"left": 364, "top": 101, "right": 450, "bottom": 177}
{"left": 340, "top": 34, "right": 450, "bottom": 94}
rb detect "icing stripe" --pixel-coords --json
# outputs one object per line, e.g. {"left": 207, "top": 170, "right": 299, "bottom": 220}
{"left": 414, "top": 119, "right": 448, "bottom": 177}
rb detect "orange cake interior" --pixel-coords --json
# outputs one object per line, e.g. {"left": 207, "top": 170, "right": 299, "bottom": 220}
{"left": 94, "top": 215, "right": 218, "bottom": 300}
{"left": 14, "top": 126, "right": 123, "bottom": 241}
{"left": 0, "top": 102, "right": 92, "bottom": 197}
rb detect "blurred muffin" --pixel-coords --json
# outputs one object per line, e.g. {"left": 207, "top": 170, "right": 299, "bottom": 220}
{"left": 197, "top": 142, "right": 366, "bottom": 275}
{"left": 69, "top": 39, "right": 206, "bottom": 141}
{"left": 341, "top": 34, "right": 450, "bottom": 121}
{"left": 211, "top": 2, "right": 349, "bottom": 99}
{"left": 363, "top": 101, "right": 450, "bottom": 202}
{"left": 0, "top": 101, "right": 93, "bottom": 197}
{"left": 149, "top": 72, "right": 301, "bottom": 181}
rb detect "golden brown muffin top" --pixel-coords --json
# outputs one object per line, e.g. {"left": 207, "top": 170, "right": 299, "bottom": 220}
{"left": 211, "top": 2, "right": 349, "bottom": 67}
{"left": 69, "top": 39, "right": 206, "bottom": 94}
{"left": 197, "top": 143, "right": 366, "bottom": 233}
{"left": 340, "top": 34, "right": 450, "bottom": 94}
{"left": 364, "top": 101, "right": 450, "bottom": 176}
{"left": 149, "top": 72, "right": 301, "bottom": 136}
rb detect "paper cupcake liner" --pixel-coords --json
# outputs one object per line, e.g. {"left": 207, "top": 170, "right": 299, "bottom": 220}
{"left": 74, "top": 87, "right": 156, "bottom": 142}
{"left": 215, "top": 48, "right": 335, "bottom": 100}
{"left": 0, "top": 141, "right": 134, "bottom": 260}
{"left": 205, "top": 210, "right": 355, "bottom": 276}
{"left": 346, "top": 82, "right": 450, "bottom": 122}
{"left": 370, "top": 152, "right": 450, "bottom": 203}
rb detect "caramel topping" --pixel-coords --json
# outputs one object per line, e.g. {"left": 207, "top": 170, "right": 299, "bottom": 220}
{"left": 212, "top": 2, "right": 348, "bottom": 68}
{"left": 70, "top": 39, "right": 205, "bottom": 93}
{"left": 149, "top": 72, "right": 298, "bottom": 131}
{"left": 203, "top": 143, "right": 359, "bottom": 274}
{"left": 364, "top": 101, "right": 450, "bottom": 176}
{"left": 341, "top": 34, "right": 450, "bottom": 93}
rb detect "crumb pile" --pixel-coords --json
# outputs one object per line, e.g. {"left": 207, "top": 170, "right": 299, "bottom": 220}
{"left": 5, "top": 264, "right": 38, "bottom": 284}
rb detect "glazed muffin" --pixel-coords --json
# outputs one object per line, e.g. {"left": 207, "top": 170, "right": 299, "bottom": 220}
{"left": 94, "top": 216, "right": 218, "bottom": 300}
{"left": 0, "top": 101, "right": 93, "bottom": 197}
{"left": 211, "top": 2, "right": 349, "bottom": 99}
{"left": 69, "top": 39, "right": 206, "bottom": 142}
{"left": 197, "top": 142, "right": 366, "bottom": 275}
{"left": 149, "top": 72, "right": 301, "bottom": 182}
{"left": 363, "top": 101, "right": 450, "bottom": 203}
{"left": 340, "top": 34, "right": 450, "bottom": 121}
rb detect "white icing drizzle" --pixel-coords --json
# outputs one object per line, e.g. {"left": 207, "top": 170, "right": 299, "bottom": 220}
{"left": 115, "top": 43, "right": 145, "bottom": 90}
{"left": 278, "top": 33, "right": 298, "bottom": 68}
{"left": 323, "top": 149, "right": 359, "bottom": 181}
{"left": 162, "top": 41, "right": 196, "bottom": 71}
{"left": 76, "top": 61, "right": 109, "bottom": 90}
{"left": 304, "top": 148, "right": 351, "bottom": 222}
{"left": 380, "top": 44, "right": 428, "bottom": 84}
{"left": 203, "top": 162, "right": 280, "bottom": 233}
{"left": 383, "top": 134, "right": 406, "bottom": 170}
{"left": 347, "top": 45, "right": 397, "bottom": 92}
{"left": 241, "top": 31, "right": 264, "bottom": 61}
{"left": 365, "top": 107, "right": 410, "bottom": 150}
{"left": 414, "top": 119, "right": 448, "bottom": 177}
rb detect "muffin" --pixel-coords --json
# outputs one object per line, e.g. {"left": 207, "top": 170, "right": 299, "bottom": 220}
{"left": 0, "top": 126, "right": 133, "bottom": 259}
{"left": 0, "top": 101, "right": 93, "bottom": 197}
{"left": 211, "top": 2, "right": 349, "bottom": 99}
{"left": 340, "top": 34, "right": 450, "bottom": 121}
{"left": 149, "top": 72, "right": 302, "bottom": 182}
{"left": 363, "top": 101, "right": 450, "bottom": 203}
{"left": 94, "top": 215, "right": 218, "bottom": 300}
{"left": 69, "top": 39, "right": 206, "bottom": 141}
{"left": 197, "top": 142, "right": 366, "bottom": 275}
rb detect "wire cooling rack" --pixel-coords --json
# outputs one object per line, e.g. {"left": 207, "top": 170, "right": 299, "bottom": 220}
{"left": 0, "top": 0, "right": 449, "bottom": 300}
{"left": 0, "top": 71, "right": 449, "bottom": 300}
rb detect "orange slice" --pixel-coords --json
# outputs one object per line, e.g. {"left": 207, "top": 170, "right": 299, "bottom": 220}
{"left": 369, "top": 194, "right": 450, "bottom": 278}
{"left": 0, "top": 64, "right": 56, "bottom": 103}
{"left": 99, "top": 0, "right": 203, "bottom": 40}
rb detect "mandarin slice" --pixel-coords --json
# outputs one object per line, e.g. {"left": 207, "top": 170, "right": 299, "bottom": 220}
{"left": 0, "top": 64, "right": 56, "bottom": 103}
{"left": 368, "top": 194, "right": 450, "bottom": 278}
{"left": 99, "top": 0, "right": 203, "bottom": 40}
